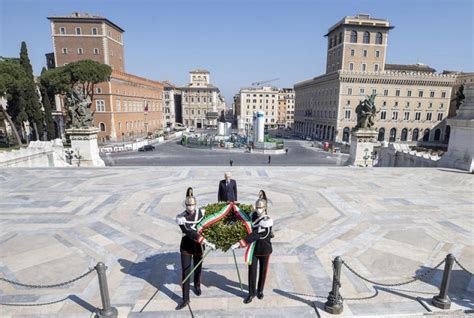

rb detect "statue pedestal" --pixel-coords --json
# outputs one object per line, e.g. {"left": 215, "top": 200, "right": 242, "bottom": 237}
{"left": 66, "top": 128, "right": 105, "bottom": 167}
{"left": 348, "top": 129, "right": 378, "bottom": 167}
{"left": 439, "top": 85, "right": 474, "bottom": 173}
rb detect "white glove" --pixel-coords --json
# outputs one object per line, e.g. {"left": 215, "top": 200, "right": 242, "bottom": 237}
{"left": 203, "top": 239, "right": 216, "bottom": 250}
{"left": 176, "top": 216, "right": 186, "bottom": 225}
{"left": 231, "top": 242, "right": 240, "bottom": 250}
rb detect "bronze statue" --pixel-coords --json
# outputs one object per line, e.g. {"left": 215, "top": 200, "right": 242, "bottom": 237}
{"left": 65, "top": 87, "right": 94, "bottom": 129}
{"left": 355, "top": 94, "right": 378, "bottom": 129}
{"left": 454, "top": 84, "right": 465, "bottom": 110}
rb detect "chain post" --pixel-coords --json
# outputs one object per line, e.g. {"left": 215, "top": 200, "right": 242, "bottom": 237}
{"left": 95, "top": 262, "right": 118, "bottom": 318}
{"left": 325, "top": 256, "right": 343, "bottom": 314}
{"left": 432, "top": 254, "right": 454, "bottom": 310}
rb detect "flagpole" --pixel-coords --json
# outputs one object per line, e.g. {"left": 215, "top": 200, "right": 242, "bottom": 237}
{"left": 232, "top": 249, "right": 243, "bottom": 292}
{"left": 182, "top": 248, "right": 213, "bottom": 285}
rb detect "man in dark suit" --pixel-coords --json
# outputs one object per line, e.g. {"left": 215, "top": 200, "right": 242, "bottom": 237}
{"left": 218, "top": 172, "right": 237, "bottom": 202}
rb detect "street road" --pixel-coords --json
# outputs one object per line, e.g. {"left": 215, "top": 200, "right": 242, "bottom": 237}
{"left": 102, "top": 137, "right": 348, "bottom": 166}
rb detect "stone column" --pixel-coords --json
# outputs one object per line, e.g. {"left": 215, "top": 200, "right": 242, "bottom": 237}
{"left": 439, "top": 84, "right": 474, "bottom": 173}
{"left": 348, "top": 128, "right": 378, "bottom": 166}
{"left": 66, "top": 128, "right": 105, "bottom": 167}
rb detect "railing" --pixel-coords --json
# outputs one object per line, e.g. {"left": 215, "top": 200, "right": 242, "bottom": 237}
{"left": 0, "top": 262, "right": 118, "bottom": 318}
{"left": 325, "top": 253, "right": 472, "bottom": 314}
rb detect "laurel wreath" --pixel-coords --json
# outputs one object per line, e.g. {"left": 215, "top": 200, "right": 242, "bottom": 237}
{"left": 201, "top": 202, "right": 253, "bottom": 251}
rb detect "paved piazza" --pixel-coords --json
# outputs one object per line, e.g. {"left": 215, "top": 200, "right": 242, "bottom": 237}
{"left": 0, "top": 167, "right": 473, "bottom": 317}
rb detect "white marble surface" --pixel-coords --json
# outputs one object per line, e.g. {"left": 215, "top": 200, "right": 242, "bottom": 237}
{"left": 0, "top": 167, "right": 472, "bottom": 317}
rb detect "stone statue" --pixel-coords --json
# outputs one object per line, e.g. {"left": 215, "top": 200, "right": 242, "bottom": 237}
{"left": 65, "top": 87, "right": 94, "bottom": 129}
{"left": 355, "top": 94, "right": 378, "bottom": 130}
{"left": 454, "top": 84, "right": 465, "bottom": 110}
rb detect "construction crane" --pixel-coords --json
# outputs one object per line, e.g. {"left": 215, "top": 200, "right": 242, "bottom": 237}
{"left": 251, "top": 78, "right": 279, "bottom": 87}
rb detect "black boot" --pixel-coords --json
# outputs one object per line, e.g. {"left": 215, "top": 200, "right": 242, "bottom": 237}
{"left": 176, "top": 300, "right": 189, "bottom": 310}
{"left": 244, "top": 295, "right": 254, "bottom": 304}
{"left": 194, "top": 285, "right": 202, "bottom": 296}
{"left": 257, "top": 291, "right": 264, "bottom": 299}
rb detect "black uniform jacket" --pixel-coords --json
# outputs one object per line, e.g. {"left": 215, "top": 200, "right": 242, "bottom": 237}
{"left": 218, "top": 179, "right": 238, "bottom": 202}
{"left": 239, "top": 212, "right": 273, "bottom": 255}
{"left": 176, "top": 208, "right": 205, "bottom": 255}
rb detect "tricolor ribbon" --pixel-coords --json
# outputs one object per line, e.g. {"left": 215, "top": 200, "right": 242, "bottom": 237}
{"left": 196, "top": 203, "right": 256, "bottom": 265}
{"left": 233, "top": 205, "right": 256, "bottom": 265}
{"left": 196, "top": 203, "right": 233, "bottom": 234}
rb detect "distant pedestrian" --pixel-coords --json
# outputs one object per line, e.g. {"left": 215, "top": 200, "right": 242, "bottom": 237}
{"left": 268, "top": 155, "right": 271, "bottom": 164}
{"left": 285, "top": 148, "right": 288, "bottom": 155}
{"left": 230, "top": 159, "right": 234, "bottom": 167}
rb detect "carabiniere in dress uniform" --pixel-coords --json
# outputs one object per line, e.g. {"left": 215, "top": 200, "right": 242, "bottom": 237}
{"left": 232, "top": 190, "right": 273, "bottom": 304}
{"left": 175, "top": 187, "right": 216, "bottom": 310}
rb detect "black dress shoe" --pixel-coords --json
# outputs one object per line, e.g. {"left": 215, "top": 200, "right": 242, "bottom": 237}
{"left": 194, "top": 286, "right": 202, "bottom": 296}
{"left": 176, "top": 300, "right": 189, "bottom": 310}
{"left": 244, "top": 295, "right": 254, "bottom": 304}
{"left": 257, "top": 292, "right": 264, "bottom": 299}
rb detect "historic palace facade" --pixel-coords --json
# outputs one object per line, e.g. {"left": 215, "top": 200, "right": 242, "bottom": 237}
{"left": 47, "top": 13, "right": 163, "bottom": 142}
{"left": 294, "top": 14, "right": 456, "bottom": 143}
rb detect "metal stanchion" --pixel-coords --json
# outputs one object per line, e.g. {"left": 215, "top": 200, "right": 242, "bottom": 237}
{"left": 325, "top": 256, "right": 343, "bottom": 314}
{"left": 432, "top": 254, "right": 454, "bottom": 309}
{"left": 96, "top": 262, "right": 118, "bottom": 318}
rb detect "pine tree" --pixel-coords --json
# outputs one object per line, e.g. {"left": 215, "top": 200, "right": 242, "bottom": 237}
{"left": 19, "top": 41, "right": 44, "bottom": 140}
{"left": 41, "top": 89, "right": 55, "bottom": 140}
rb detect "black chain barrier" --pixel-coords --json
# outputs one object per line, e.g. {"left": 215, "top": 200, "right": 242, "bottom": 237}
{"left": 454, "top": 258, "right": 473, "bottom": 276}
{"left": 342, "top": 259, "right": 446, "bottom": 287}
{"left": 0, "top": 262, "right": 118, "bottom": 317}
{"left": 0, "top": 266, "right": 96, "bottom": 289}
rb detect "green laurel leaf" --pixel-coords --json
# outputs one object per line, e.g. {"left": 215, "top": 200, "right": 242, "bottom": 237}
{"left": 201, "top": 203, "right": 253, "bottom": 252}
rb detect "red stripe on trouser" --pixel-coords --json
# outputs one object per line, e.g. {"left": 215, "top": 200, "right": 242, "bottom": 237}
{"left": 259, "top": 255, "right": 270, "bottom": 293}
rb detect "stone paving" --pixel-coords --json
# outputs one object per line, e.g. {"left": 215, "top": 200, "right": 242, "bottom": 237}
{"left": 0, "top": 167, "right": 473, "bottom": 318}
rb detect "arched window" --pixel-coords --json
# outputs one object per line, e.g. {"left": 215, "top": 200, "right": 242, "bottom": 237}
{"left": 99, "top": 122, "right": 106, "bottom": 132}
{"left": 338, "top": 32, "right": 342, "bottom": 44}
{"left": 401, "top": 128, "right": 408, "bottom": 141}
{"left": 378, "top": 128, "right": 385, "bottom": 141}
{"left": 423, "top": 129, "right": 430, "bottom": 141}
{"left": 375, "top": 32, "right": 383, "bottom": 44}
{"left": 434, "top": 129, "right": 441, "bottom": 141}
{"left": 350, "top": 31, "right": 357, "bottom": 43}
{"left": 389, "top": 128, "right": 397, "bottom": 142}
{"left": 412, "top": 128, "right": 419, "bottom": 141}
{"left": 363, "top": 31, "right": 370, "bottom": 44}
{"left": 343, "top": 127, "right": 350, "bottom": 142}
{"left": 444, "top": 126, "right": 451, "bottom": 141}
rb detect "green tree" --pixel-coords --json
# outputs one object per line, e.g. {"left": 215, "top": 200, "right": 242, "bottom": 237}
{"left": 41, "top": 89, "right": 55, "bottom": 140}
{"left": 40, "top": 67, "right": 56, "bottom": 140}
{"left": 39, "top": 66, "right": 71, "bottom": 102}
{"left": 39, "top": 60, "right": 111, "bottom": 128}
{"left": 66, "top": 60, "right": 111, "bottom": 101}
{"left": 0, "top": 59, "right": 27, "bottom": 145}
{"left": 19, "top": 42, "right": 44, "bottom": 140}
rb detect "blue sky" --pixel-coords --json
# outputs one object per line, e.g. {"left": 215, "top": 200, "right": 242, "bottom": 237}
{"left": 1, "top": 0, "right": 473, "bottom": 104}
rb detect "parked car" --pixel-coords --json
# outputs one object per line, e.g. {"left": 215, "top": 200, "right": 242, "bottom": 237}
{"left": 138, "top": 145, "right": 155, "bottom": 152}
{"left": 189, "top": 127, "right": 195, "bottom": 132}
{"left": 275, "top": 133, "right": 283, "bottom": 138}
{"left": 305, "top": 136, "right": 312, "bottom": 141}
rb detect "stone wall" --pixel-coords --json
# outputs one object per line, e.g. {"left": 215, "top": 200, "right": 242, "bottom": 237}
{"left": 0, "top": 139, "right": 70, "bottom": 167}
{"left": 377, "top": 143, "right": 441, "bottom": 168}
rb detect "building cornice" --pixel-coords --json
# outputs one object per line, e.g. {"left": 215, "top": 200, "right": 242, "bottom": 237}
{"left": 338, "top": 70, "right": 456, "bottom": 86}
{"left": 294, "top": 72, "right": 340, "bottom": 89}
{"left": 111, "top": 70, "right": 163, "bottom": 89}
{"left": 47, "top": 16, "right": 125, "bottom": 33}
